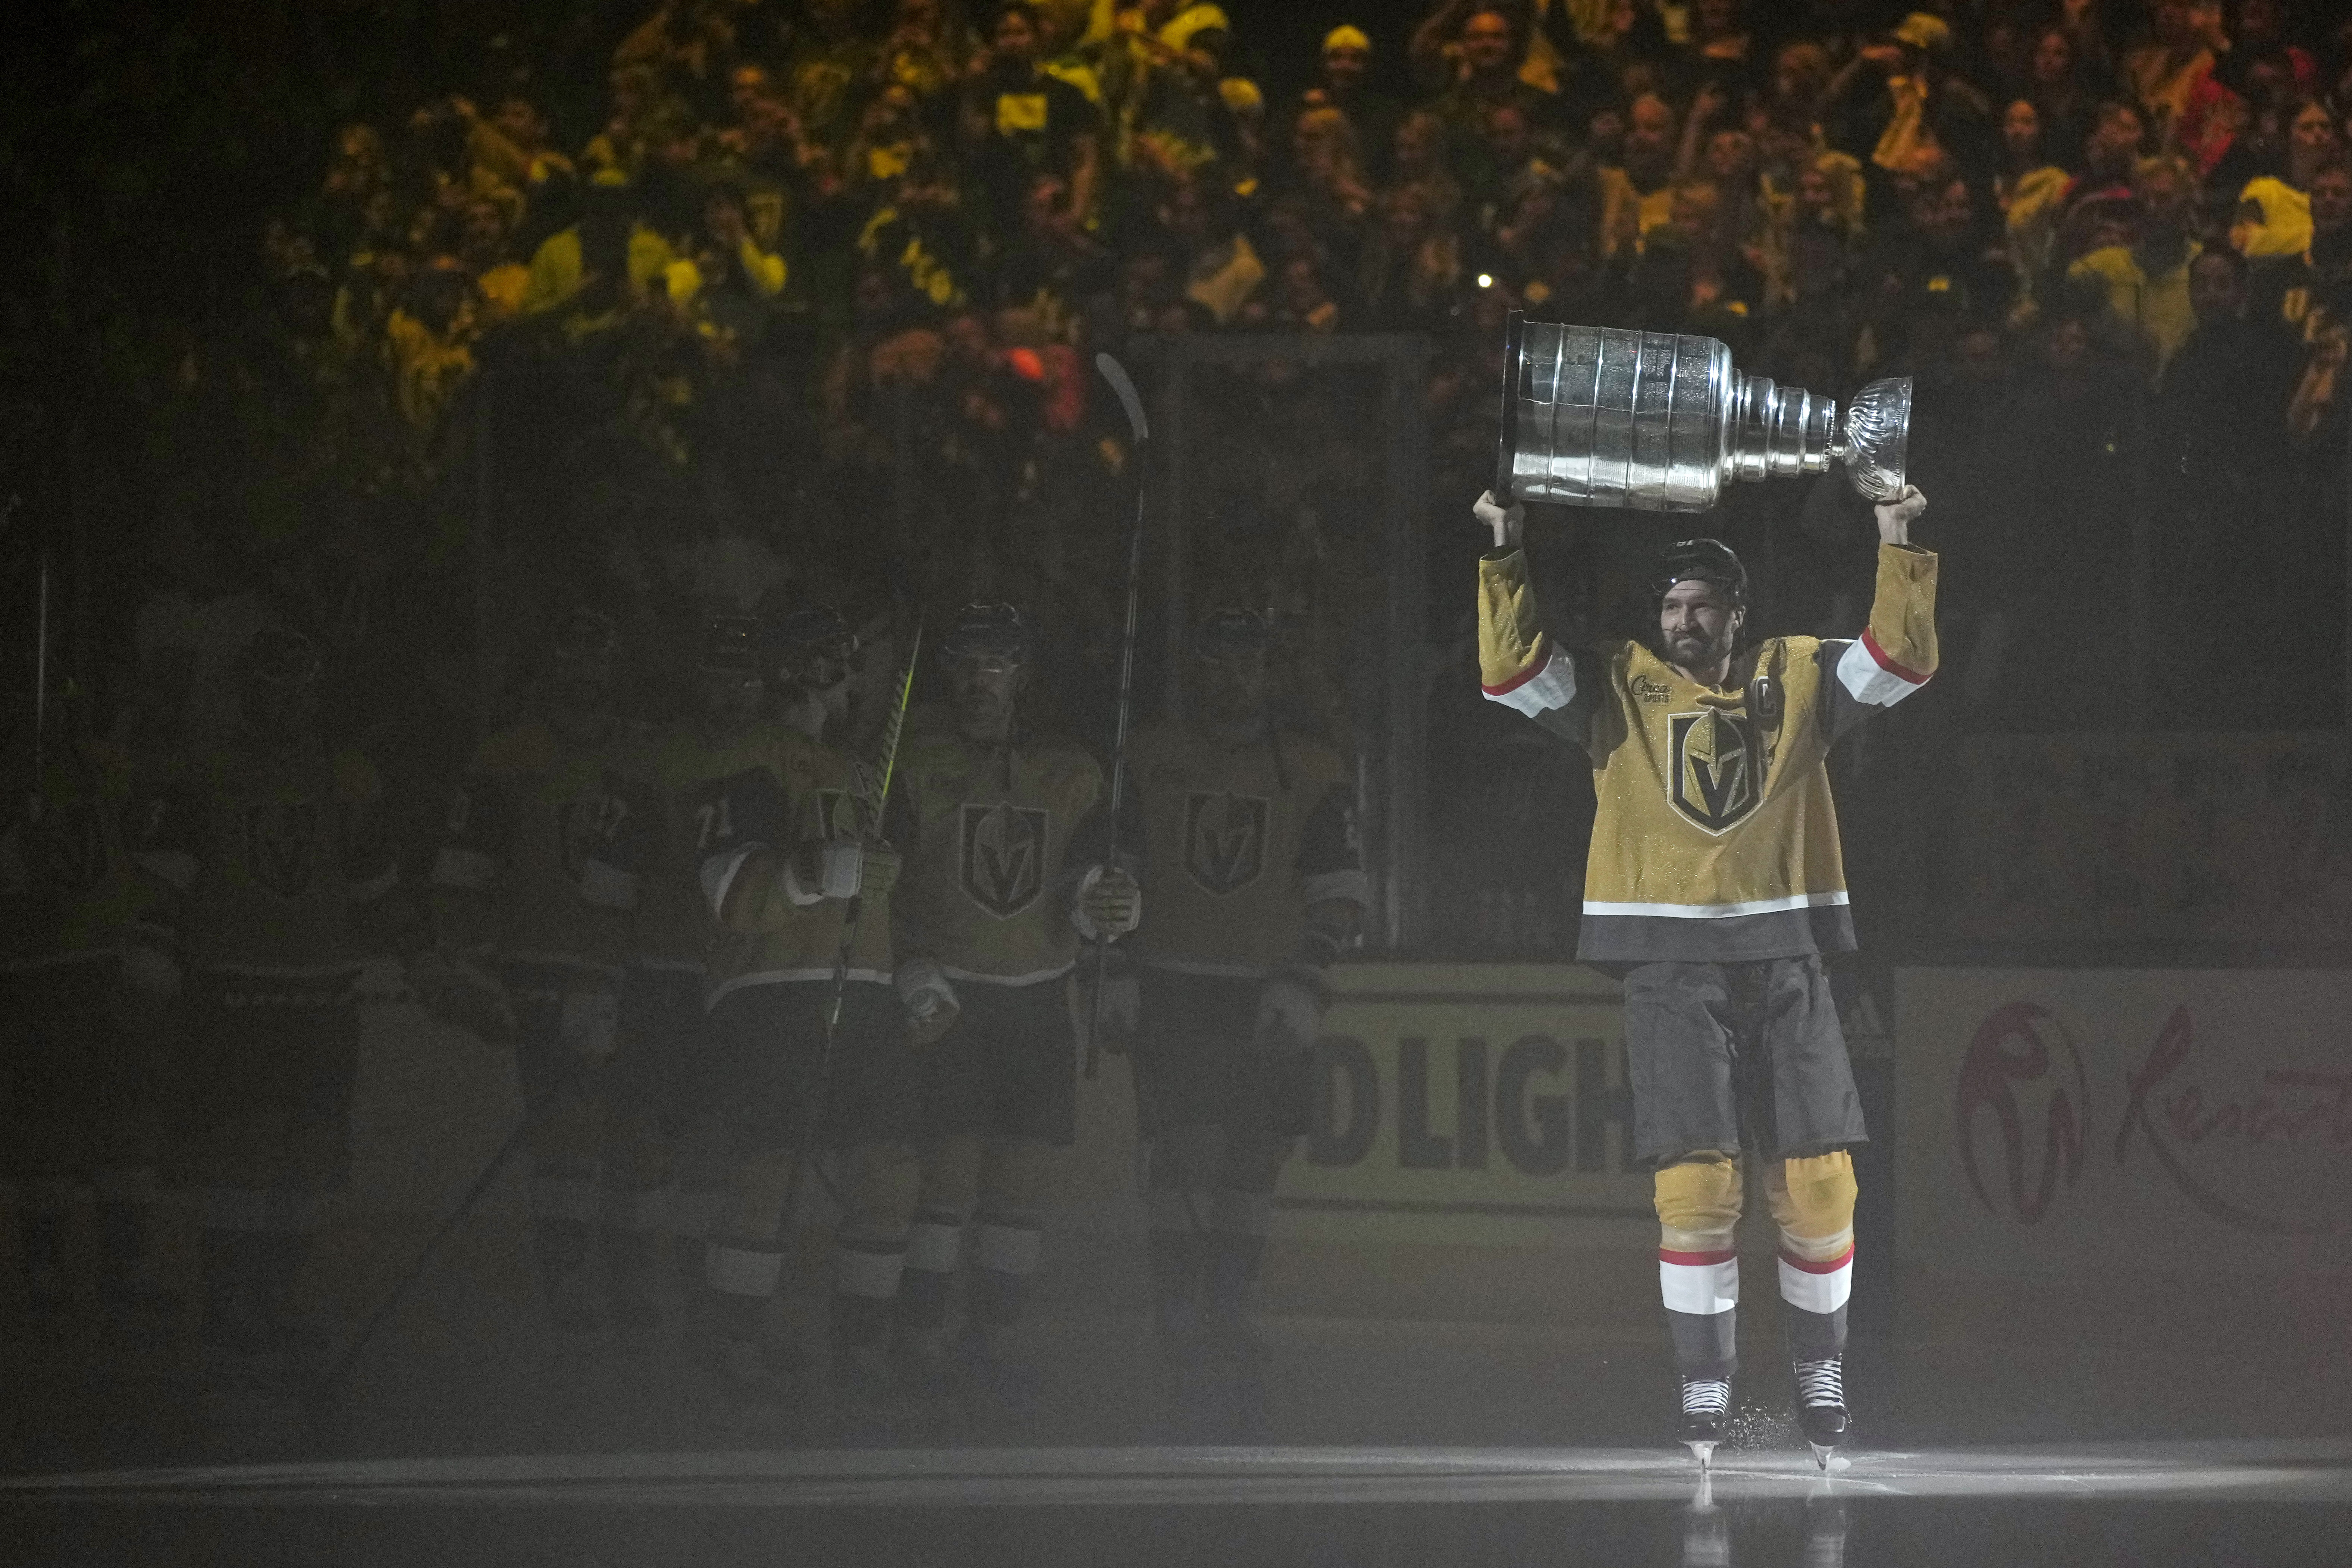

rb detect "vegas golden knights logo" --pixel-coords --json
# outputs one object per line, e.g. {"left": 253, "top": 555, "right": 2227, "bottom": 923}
{"left": 1668, "top": 709, "right": 1763, "bottom": 835}
{"left": 959, "top": 802, "right": 1048, "bottom": 919}
{"left": 1183, "top": 791, "right": 1268, "bottom": 896}
{"left": 246, "top": 801, "right": 320, "bottom": 898}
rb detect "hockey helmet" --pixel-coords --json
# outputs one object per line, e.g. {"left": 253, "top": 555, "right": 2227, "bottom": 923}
{"left": 239, "top": 625, "right": 324, "bottom": 690}
{"left": 763, "top": 603, "right": 860, "bottom": 689}
{"left": 939, "top": 601, "right": 1031, "bottom": 671}
{"left": 696, "top": 611, "right": 765, "bottom": 676}
{"left": 1650, "top": 538, "right": 1749, "bottom": 609}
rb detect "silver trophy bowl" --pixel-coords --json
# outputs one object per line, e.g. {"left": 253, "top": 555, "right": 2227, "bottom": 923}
{"left": 1495, "top": 314, "right": 1911, "bottom": 513}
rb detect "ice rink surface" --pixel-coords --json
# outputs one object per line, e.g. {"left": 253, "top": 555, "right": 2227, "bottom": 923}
{"left": 11, "top": 1437, "right": 2352, "bottom": 1506}
{"left": 4, "top": 1169, "right": 2346, "bottom": 1567}
{"left": 6, "top": 1437, "right": 2352, "bottom": 1567}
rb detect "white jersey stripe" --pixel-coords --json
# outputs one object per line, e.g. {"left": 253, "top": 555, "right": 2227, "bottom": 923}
{"left": 699, "top": 842, "right": 756, "bottom": 916}
{"left": 1481, "top": 645, "right": 1579, "bottom": 717}
{"left": 1584, "top": 890, "right": 1851, "bottom": 919}
{"left": 1835, "top": 634, "right": 1924, "bottom": 708}
{"left": 1303, "top": 867, "right": 1372, "bottom": 908}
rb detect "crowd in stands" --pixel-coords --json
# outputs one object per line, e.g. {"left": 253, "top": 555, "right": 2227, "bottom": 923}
{"left": 192, "top": 0, "right": 2352, "bottom": 947}
{"left": 272, "top": 0, "right": 2352, "bottom": 473}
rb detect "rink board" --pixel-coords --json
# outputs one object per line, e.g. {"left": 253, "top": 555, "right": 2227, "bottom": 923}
{"left": 17, "top": 961, "right": 2337, "bottom": 1344}
{"left": 1063, "top": 964, "right": 1660, "bottom": 1325}
{"left": 1894, "top": 967, "right": 2352, "bottom": 1355}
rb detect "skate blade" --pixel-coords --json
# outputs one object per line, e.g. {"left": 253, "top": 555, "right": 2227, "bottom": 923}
{"left": 1685, "top": 1439, "right": 1718, "bottom": 1469}
{"left": 1809, "top": 1441, "right": 1838, "bottom": 1471}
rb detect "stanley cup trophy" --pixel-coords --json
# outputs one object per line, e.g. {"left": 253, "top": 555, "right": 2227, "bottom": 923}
{"left": 1495, "top": 313, "right": 1912, "bottom": 512}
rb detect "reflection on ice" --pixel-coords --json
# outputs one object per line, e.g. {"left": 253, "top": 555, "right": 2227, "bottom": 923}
{"left": 4, "top": 1438, "right": 2349, "bottom": 1507}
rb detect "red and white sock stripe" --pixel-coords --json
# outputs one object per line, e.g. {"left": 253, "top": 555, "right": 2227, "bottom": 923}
{"left": 1659, "top": 1247, "right": 1739, "bottom": 1315}
{"left": 1778, "top": 1243, "right": 1854, "bottom": 1315}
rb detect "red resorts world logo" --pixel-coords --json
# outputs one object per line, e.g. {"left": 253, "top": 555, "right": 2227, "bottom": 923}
{"left": 2113, "top": 1004, "right": 2348, "bottom": 1239}
{"left": 1956, "top": 1002, "right": 2088, "bottom": 1225}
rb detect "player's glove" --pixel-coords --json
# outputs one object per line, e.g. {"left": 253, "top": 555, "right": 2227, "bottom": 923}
{"left": 896, "top": 956, "right": 961, "bottom": 1048}
{"left": 1072, "top": 864, "right": 1142, "bottom": 939}
{"left": 1250, "top": 962, "right": 1330, "bottom": 1057}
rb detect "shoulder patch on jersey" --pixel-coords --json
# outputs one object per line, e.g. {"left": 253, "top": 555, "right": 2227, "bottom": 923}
{"left": 1668, "top": 707, "right": 1764, "bottom": 835}
{"left": 958, "top": 801, "right": 1049, "bottom": 918}
{"left": 1183, "top": 790, "right": 1269, "bottom": 896}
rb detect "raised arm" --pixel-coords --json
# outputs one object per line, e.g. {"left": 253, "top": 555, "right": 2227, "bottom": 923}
{"left": 1822, "top": 484, "right": 1939, "bottom": 741}
{"left": 1472, "top": 489, "right": 1606, "bottom": 752}
{"left": 1408, "top": 0, "right": 1475, "bottom": 94}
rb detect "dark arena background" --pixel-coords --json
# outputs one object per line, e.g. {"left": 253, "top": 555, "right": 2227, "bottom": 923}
{"left": 2, "top": 1, "right": 2351, "bottom": 1564}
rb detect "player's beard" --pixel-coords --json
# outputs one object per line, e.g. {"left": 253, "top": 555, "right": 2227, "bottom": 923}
{"left": 955, "top": 687, "right": 1013, "bottom": 742}
{"left": 1663, "top": 624, "right": 1732, "bottom": 672}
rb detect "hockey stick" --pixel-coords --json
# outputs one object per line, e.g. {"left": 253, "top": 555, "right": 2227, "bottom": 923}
{"left": 307, "top": 1040, "right": 573, "bottom": 1420}
{"left": 1086, "top": 357, "right": 1208, "bottom": 1241}
{"left": 772, "top": 617, "right": 923, "bottom": 1247}
{"left": 1083, "top": 352, "right": 1149, "bottom": 1082}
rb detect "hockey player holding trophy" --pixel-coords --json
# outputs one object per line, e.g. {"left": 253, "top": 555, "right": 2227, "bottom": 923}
{"left": 1480, "top": 318, "right": 1937, "bottom": 1467}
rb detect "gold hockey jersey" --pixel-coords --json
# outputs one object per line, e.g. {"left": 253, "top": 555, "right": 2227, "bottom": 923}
{"left": 887, "top": 716, "right": 1107, "bottom": 986}
{"left": 1478, "top": 542, "right": 1939, "bottom": 963}
{"left": 146, "top": 738, "right": 396, "bottom": 975}
{"left": 1126, "top": 719, "right": 1369, "bottom": 978}
{"left": 627, "top": 719, "right": 792, "bottom": 971}
{"left": 1, "top": 741, "right": 170, "bottom": 971}
{"left": 694, "top": 728, "right": 893, "bottom": 1006}
{"left": 430, "top": 717, "right": 649, "bottom": 974}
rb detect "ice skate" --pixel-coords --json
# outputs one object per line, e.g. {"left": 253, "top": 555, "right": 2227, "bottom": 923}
{"left": 1678, "top": 1376, "right": 1731, "bottom": 1467}
{"left": 1794, "top": 1357, "right": 1850, "bottom": 1468}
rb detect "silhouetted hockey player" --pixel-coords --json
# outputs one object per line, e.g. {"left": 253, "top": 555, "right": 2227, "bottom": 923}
{"left": 885, "top": 602, "right": 1135, "bottom": 1412}
{"left": 688, "top": 605, "right": 922, "bottom": 1420}
{"left": 1123, "top": 607, "right": 1367, "bottom": 1397}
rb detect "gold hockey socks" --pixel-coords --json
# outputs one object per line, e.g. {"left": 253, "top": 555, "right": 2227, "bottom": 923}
{"left": 832, "top": 1142, "right": 918, "bottom": 1348}
{"left": 1655, "top": 1151, "right": 1743, "bottom": 1380}
{"left": 1768, "top": 1151, "right": 1857, "bottom": 1362}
